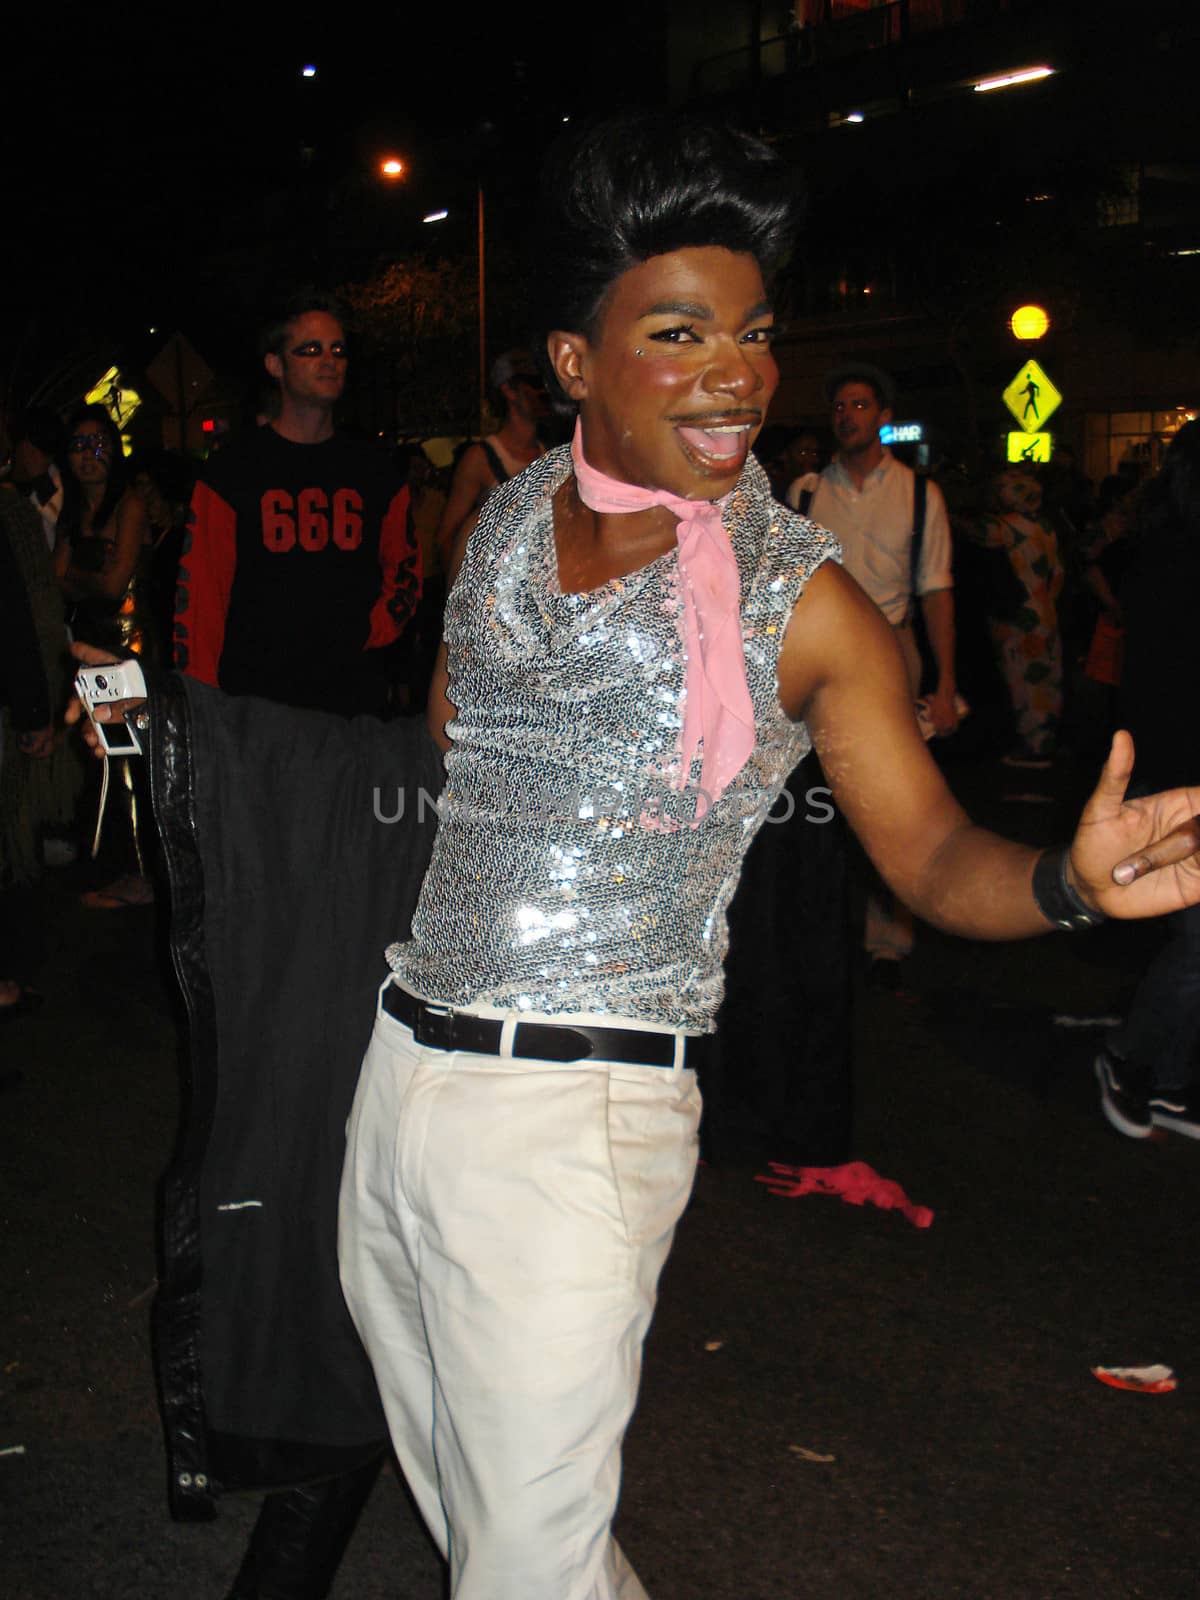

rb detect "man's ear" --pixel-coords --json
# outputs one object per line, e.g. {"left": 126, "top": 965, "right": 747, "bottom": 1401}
{"left": 264, "top": 351, "right": 283, "bottom": 383}
{"left": 547, "top": 332, "right": 589, "bottom": 403}
{"left": 879, "top": 405, "right": 894, "bottom": 431}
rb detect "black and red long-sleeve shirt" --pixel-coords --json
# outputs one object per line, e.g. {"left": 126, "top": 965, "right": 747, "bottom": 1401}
{"left": 173, "top": 428, "right": 420, "bottom": 718}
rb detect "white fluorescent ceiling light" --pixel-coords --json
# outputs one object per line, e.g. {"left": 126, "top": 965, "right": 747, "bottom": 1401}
{"left": 974, "top": 66, "right": 1056, "bottom": 93}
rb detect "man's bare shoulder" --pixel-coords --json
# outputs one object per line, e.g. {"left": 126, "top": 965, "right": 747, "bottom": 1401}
{"left": 777, "top": 559, "right": 898, "bottom": 720}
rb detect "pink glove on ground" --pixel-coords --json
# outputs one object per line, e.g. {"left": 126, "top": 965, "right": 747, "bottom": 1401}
{"left": 755, "top": 1160, "right": 934, "bottom": 1229}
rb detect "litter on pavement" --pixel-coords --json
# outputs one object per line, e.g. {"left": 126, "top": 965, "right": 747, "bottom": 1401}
{"left": 1091, "top": 1364, "right": 1177, "bottom": 1394}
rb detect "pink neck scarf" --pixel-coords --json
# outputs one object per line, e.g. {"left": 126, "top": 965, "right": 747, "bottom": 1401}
{"left": 570, "top": 420, "right": 755, "bottom": 814}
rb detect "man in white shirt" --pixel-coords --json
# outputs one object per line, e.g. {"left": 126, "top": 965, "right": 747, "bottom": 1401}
{"left": 788, "top": 363, "right": 958, "bottom": 728}
{"left": 788, "top": 362, "right": 960, "bottom": 973}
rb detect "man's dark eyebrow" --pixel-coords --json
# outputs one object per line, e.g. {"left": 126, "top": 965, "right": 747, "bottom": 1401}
{"left": 638, "top": 299, "right": 775, "bottom": 323}
{"left": 640, "top": 300, "right": 713, "bottom": 320}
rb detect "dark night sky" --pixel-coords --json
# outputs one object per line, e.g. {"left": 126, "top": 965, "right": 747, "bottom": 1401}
{"left": 9, "top": 4, "right": 1196, "bottom": 418}
{"left": 2, "top": 6, "right": 667, "bottom": 381}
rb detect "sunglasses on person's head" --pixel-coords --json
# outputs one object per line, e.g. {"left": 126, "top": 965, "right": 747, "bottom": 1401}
{"left": 68, "top": 433, "right": 109, "bottom": 457}
{"left": 288, "top": 340, "right": 349, "bottom": 359}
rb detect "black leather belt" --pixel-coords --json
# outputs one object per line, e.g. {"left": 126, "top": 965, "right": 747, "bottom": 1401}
{"left": 382, "top": 983, "right": 682, "bottom": 1068}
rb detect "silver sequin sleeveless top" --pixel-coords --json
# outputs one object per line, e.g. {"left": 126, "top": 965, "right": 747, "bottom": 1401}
{"left": 389, "top": 445, "right": 840, "bottom": 1032}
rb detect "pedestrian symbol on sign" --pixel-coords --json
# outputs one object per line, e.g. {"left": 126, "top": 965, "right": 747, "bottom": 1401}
{"left": 1020, "top": 373, "right": 1041, "bottom": 425}
{"left": 1003, "top": 360, "right": 1061, "bottom": 432}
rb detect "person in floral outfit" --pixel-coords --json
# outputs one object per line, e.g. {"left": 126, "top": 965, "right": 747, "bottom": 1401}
{"left": 974, "top": 465, "right": 1065, "bottom": 766}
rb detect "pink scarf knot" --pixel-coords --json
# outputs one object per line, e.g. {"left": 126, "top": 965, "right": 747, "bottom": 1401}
{"left": 570, "top": 421, "right": 754, "bottom": 817}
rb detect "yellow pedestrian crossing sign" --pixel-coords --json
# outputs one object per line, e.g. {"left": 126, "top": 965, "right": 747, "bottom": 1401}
{"left": 1007, "top": 431, "right": 1053, "bottom": 463}
{"left": 1003, "top": 360, "right": 1061, "bottom": 431}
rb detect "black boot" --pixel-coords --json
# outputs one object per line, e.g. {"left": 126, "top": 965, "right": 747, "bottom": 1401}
{"left": 224, "top": 1455, "right": 384, "bottom": 1600}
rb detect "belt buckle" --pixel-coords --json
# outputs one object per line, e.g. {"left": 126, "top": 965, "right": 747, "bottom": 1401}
{"left": 416, "top": 1004, "right": 458, "bottom": 1053}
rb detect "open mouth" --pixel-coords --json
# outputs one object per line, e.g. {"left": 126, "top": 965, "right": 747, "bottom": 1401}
{"left": 676, "top": 421, "right": 755, "bottom": 469}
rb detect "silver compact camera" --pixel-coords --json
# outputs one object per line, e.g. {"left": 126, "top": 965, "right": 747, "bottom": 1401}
{"left": 75, "top": 659, "right": 148, "bottom": 756}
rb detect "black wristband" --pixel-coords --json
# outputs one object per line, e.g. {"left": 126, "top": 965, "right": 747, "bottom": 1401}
{"left": 1031, "top": 846, "right": 1106, "bottom": 932}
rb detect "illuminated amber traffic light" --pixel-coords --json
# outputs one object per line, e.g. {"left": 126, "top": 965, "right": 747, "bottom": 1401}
{"left": 1010, "top": 304, "right": 1050, "bottom": 341}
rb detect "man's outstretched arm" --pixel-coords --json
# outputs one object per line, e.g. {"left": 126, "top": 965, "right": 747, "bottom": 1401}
{"left": 778, "top": 562, "right": 1200, "bottom": 935}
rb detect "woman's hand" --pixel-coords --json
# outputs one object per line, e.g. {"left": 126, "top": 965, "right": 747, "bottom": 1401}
{"left": 1069, "top": 732, "right": 1200, "bottom": 919}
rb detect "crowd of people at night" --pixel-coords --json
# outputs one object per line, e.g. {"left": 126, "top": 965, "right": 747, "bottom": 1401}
{"left": 3, "top": 107, "right": 1200, "bottom": 1600}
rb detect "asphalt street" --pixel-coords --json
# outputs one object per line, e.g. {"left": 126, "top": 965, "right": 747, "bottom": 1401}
{"left": 3, "top": 751, "right": 1198, "bottom": 1600}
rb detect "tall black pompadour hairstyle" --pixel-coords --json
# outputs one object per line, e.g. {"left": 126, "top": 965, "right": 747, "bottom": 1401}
{"left": 531, "top": 110, "right": 803, "bottom": 349}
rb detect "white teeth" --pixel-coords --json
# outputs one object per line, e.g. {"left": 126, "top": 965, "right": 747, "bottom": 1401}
{"left": 702, "top": 424, "right": 750, "bottom": 434}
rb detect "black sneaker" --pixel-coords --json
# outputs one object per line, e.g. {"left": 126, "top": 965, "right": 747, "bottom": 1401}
{"left": 1149, "top": 1091, "right": 1200, "bottom": 1140}
{"left": 1095, "top": 1047, "right": 1152, "bottom": 1138}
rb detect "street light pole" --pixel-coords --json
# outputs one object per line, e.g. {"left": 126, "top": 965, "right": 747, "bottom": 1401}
{"left": 420, "top": 178, "right": 485, "bottom": 433}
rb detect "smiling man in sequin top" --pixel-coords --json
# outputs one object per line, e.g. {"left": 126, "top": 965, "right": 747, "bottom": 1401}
{"left": 324, "top": 112, "right": 1200, "bottom": 1600}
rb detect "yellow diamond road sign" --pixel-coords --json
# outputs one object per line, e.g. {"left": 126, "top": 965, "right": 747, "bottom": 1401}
{"left": 1003, "top": 360, "right": 1061, "bottom": 432}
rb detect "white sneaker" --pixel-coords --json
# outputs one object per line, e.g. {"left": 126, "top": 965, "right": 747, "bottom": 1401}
{"left": 1149, "top": 1091, "right": 1200, "bottom": 1140}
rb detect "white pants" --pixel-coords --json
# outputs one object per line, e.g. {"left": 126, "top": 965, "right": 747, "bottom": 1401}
{"left": 337, "top": 991, "right": 702, "bottom": 1600}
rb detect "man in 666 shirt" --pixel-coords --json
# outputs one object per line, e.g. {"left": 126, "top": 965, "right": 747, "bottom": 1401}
{"left": 173, "top": 292, "right": 420, "bottom": 719}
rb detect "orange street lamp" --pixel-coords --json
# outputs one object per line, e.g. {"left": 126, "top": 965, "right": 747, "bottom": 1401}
{"left": 379, "top": 157, "right": 406, "bottom": 180}
{"left": 1010, "top": 303, "right": 1050, "bottom": 341}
